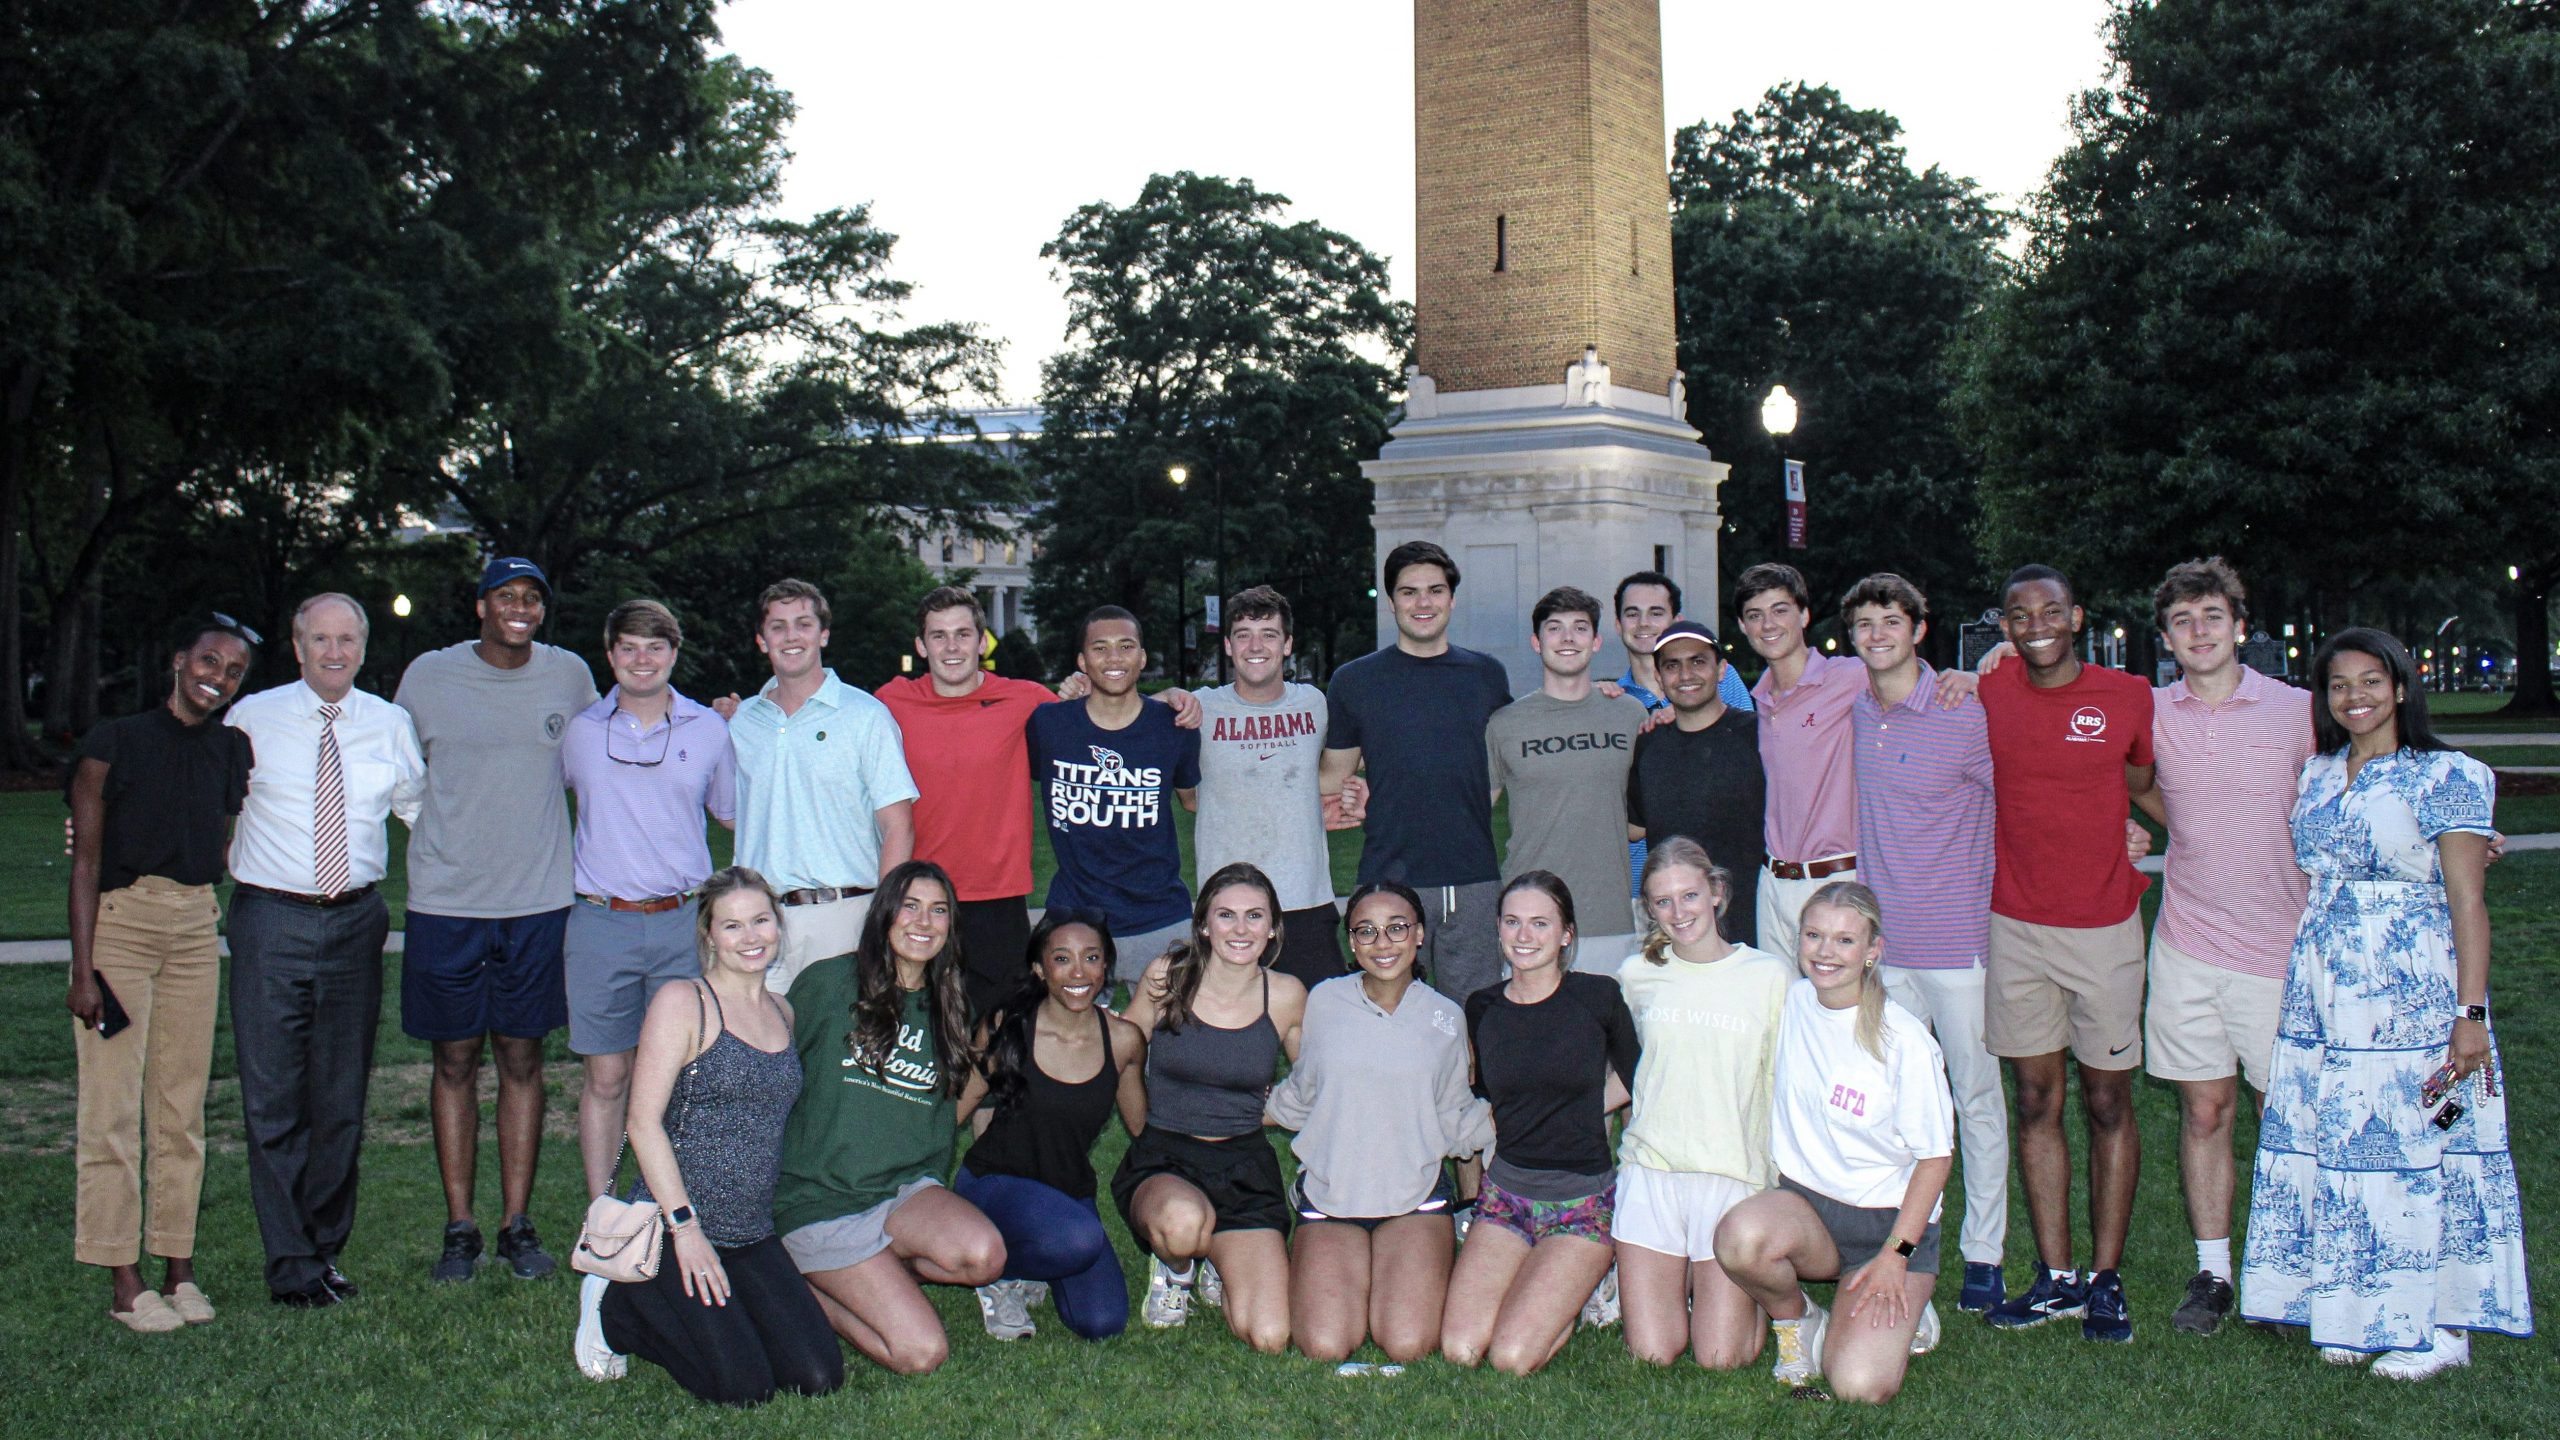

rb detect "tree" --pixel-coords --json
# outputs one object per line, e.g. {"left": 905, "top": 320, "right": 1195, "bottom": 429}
{"left": 1669, "top": 83, "right": 2006, "bottom": 650}
{"left": 1028, "top": 172, "right": 1408, "bottom": 678}
{"left": 1955, "top": 0, "right": 2560, "bottom": 709}
{"left": 1, "top": 2, "right": 1006, "bottom": 748}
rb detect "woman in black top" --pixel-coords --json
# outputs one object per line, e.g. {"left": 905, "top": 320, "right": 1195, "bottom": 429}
{"left": 1113, "top": 863, "right": 1307, "bottom": 1351}
{"left": 1441, "top": 871, "right": 1640, "bottom": 1375}
{"left": 66, "top": 617, "right": 256, "bottom": 1333}
{"left": 953, "top": 909, "right": 1148, "bottom": 1341}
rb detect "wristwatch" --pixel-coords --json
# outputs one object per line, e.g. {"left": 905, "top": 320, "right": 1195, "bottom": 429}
{"left": 2460, "top": 1004, "right": 2492, "bottom": 1027}
{"left": 1891, "top": 1236, "right": 1918, "bottom": 1259}
{"left": 668, "top": 1204, "right": 697, "bottom": 1229}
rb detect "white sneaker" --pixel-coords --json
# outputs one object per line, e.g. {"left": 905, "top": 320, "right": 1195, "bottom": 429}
{"left": 975, "top": 1280, "right": 1035, "bottom": 1340}
{"left": 1195, "top": 1259, "right": 1225, "bottom": 1310}
{"left": 1019, "top": 1280, "right": 1051, "bottom": 1310}
{"left": 2321, "top": 1346, "right": 2371, "bottom": 1366}
{"left": 1909, "top": 1300, "right": 1942, "bottom": 1356}
{"left": 1142, "top": 1257, "right": 1194, "bottom": 1329}
{"left": 1769, "top": 1295, "right": 1829, "bottom": 1384}
{"left": 575, "top": 1273, "right": 626, "bottom": 1381}
{"left": 1579, "top": 1265, "right": 1622, "bottom": 1328}
{"left": 2371, "top": 1328, "right": 2470, "bottom": 1381}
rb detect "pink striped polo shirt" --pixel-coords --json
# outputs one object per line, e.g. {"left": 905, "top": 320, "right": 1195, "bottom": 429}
{"left": 2151, "top": 665, "right": 2316, "bottom": 978}
{"left": 1753, "top": 649, "right": 1862, "bottom": 864}
{"left": 1850, "top": 664, "right": 1996, "bottom": 970}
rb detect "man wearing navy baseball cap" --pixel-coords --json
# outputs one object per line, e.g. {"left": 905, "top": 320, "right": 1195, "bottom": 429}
{"left": 395, "top": 557, "right": 598, "bottom": 1284}
{"left": 1624, "top": 618, "right": 1769, "bottom": 941}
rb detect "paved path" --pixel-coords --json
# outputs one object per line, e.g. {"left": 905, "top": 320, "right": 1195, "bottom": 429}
{"left": 9, "top": 834, "right": 2560, "bottom": 964}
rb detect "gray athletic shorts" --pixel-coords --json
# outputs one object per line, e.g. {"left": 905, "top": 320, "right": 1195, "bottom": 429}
{"left": 564, "top": 900, "right": 700, "bottom": 1055}
{"left": 780, "top": 1176, "right": 942, "bottom": 1274}
{"left": 1778, "top": 1175, "right": 1942, "bottom": 1276}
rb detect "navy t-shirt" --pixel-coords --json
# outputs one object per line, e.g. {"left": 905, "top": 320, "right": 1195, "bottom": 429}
{"left": 1325, "top": 644, "right": 1512, "bottom": 888}
{"left": 1028, "top": 699, "right": 1202, "bottom": 932}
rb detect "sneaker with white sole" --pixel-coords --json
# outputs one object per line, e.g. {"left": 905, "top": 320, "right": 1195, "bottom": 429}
{"left": 975, "top": 1280, "right": 1035, "bottom": 1340}
{"left": 574, "top": 1273, "right": 626, "bottom": 1381}
{"left": 1195, "top": 1259, "right": 1225, "bottom": 1310}
{"left": 1019, "top": 1279, "right": 1051, "bottom": 1310}
{"left": 1579, "top": 1265, "right": 1622, "bottom": 1329}
{"left": 2370, "top": 1328, "right": 2470, "bottom": 1381}
{"left": 2321, "top": 1346, "right": 2371, "bottom": 1366}
{"left": 1909, "top": 1300, "right": 1942, "bottom": 1356}
{"left": 1142, "top": 1257, "right": 1194, "bottom": 1329}
{"left": 1769, "top": 1295, "right": 1830, "bottom": 1385}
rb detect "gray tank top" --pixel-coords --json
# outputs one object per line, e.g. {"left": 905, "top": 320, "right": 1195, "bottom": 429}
{"left": 1146, "top": 973, "right": 1279, "bottom": 1138}
{"left": 633, "top": 983, "right": 801, "bottom": 1246}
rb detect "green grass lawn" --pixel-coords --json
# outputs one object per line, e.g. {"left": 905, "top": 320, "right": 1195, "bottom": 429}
{"left": 3, "top": 854, "right": 2554, "bottom": 1435}
{"left": 2429, "top": 691, "right": 2560, "bottom": 733}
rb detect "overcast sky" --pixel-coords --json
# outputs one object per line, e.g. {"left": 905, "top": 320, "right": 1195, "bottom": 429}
{"left": 716, "top": 0, "right": 2118, "bottom": 403}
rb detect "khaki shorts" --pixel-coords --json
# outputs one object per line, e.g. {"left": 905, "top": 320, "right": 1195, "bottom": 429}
{"left": 1986, "top": 913, "right": 2145, "bottom": 1069}
{"left": 2143, "top": 935, "right": 2281, "bottom": 1091}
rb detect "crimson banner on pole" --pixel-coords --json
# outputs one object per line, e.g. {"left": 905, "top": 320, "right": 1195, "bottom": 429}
{"left": 1784, "top": 458, "right": 1806, "bottom": 549}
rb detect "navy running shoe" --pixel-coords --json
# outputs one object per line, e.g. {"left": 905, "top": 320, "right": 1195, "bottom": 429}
{"left": 1959, "top": 1262, "right": 2007, "bottom": 1314}
{"left": 1983, "top": 1268, "right": 2087, "bottom": 1330}
{"left": 2082, "top": 1269, "right": 2133, "bottom": 1343}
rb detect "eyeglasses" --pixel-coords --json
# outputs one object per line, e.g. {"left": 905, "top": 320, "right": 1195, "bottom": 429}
{"left": 1348, "top": 919, "right": 1418, "bottom": 944}
{"left": 211, "top": 611, "right": 265, "bottom": 645}
{"left": 605, "top": 721, "right": 672, "bottom": 767}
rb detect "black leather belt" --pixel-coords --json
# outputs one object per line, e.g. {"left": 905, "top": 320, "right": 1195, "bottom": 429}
{"left": 236, "top": 881, "right": 379, "bottom": 909}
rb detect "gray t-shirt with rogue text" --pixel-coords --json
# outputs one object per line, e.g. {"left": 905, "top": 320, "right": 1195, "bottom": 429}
{"left": 1486, "top": 689, "right": 1647, "bottom": 934}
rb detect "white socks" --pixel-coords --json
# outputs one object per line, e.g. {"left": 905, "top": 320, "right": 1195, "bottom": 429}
{"left": 2196, "top": 1236, "right": 2233, "bottom": 1282}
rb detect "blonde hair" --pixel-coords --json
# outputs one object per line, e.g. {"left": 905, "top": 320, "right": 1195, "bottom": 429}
{"left": 695, "top": 866, "right": 785, "bottom": 968}
{"left": 1636, "top": 837, "right": 1731, "bottom": 966}
{"left": 1801, "top": 880, "right": 1889, "bottom": 1062}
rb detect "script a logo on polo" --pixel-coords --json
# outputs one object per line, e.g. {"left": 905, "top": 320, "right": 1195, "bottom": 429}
{"left": 2067, "top": 706, "right": 2109, "bottom": 743}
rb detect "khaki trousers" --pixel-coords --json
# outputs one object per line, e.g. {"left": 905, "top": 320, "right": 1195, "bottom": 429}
{"left": 73, "top": 878, "right": 222, "bottom": 1267}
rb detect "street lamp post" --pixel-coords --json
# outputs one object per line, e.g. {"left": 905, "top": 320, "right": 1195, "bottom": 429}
{"left": 1171, "top": 460, "right": 1228, "bottom": 683}
{"left": 1762, "top": 385, "right": 1802, "bottom": 549}
{"left": 1169, "top": 465, "right": 1191, "bottom": 686}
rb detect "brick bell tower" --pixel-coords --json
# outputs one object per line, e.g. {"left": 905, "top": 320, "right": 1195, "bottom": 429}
{"left": 1364, "top": 0, "right": 1726, "bottom": 687}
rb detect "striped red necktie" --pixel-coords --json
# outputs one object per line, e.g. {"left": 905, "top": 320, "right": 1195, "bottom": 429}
{"left": 314, "top": 703, "right": 352, "bottom": 896}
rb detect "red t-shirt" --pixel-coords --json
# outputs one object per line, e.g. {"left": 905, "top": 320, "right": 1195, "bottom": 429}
{"left": 1979, "top": 659, "right": 2155, "bottom": 928}
{"left": 874, "top": 674, "right": 1053, "bottom": 901}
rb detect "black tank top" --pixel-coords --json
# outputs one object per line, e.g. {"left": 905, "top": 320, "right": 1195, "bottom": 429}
{"left": 1145, "top": 973, "right": 1279, "bottom": 1139}
{"left": 964, "top": 1004, "right": 1119, "bottom": 1200}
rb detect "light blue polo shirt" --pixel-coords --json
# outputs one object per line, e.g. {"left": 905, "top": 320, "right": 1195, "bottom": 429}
{"left": 731, "top": 671, "right": 919, "bottom": 892}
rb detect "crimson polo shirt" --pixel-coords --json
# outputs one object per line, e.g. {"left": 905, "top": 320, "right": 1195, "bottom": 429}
{"left": 875, "top": 673, "right": 1053, "bottom": 902}
{"left": 2150, "top": 666, "right": 2316, "bottom": 978}
{"left": 1978, "top": 659, "right": 2155, "bottom": 929}
{"left": 1751, "top": 649, "right": 1862, "bottom": 864}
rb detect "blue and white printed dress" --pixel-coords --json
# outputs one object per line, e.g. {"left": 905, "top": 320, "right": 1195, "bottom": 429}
{"left": 2239, "top": 747, "right": 2533, "bottom": 1350}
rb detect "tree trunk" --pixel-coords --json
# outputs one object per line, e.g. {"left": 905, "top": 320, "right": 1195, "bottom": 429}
{"left": 0, "top": 361, "right": 44, "bottom": 769}
{"left": 2501, "top": 570, "right": 2557, "bottom": 717}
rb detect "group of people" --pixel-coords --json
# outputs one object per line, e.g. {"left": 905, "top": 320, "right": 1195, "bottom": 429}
{"left": 62, "top": 539, "right": 2531, "bottom": 1402}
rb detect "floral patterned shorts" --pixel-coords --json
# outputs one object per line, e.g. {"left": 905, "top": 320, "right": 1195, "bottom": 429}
{"left": 1474, "top": 1177, "right": 1615, "bottom": 1246}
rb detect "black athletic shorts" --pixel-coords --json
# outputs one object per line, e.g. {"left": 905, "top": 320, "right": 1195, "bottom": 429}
{"left": 1111, "top": 1128, "right": 1291, "bottom": 1236}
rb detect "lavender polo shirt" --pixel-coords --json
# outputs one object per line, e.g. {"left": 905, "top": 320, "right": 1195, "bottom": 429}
{"left": 561, "top": 688, "right": 736, "bottom": 901}
{"left": 1850, "top": 663, "right": 1996, "bottom": 970}
{"left": 2151, "top": 666, "right": 2316, "bottom": 979}
{"left": 1753, "top": 649, "right": 1863, "bottom": 864}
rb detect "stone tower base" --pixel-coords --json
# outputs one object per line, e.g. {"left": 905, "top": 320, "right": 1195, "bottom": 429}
{"left": 1362, "top": 368, "right": 1728, "bottom": 690}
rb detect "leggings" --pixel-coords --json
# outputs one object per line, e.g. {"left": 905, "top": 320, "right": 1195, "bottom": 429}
{"left": 601, "top": 1234, "right": 844, "bottom": 1406}
{"left": 953, "top": 1166, "right": 1129, "bottom": 1339}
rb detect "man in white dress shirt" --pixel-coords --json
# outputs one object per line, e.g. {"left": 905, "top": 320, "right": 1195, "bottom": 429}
{"left": 225, "top": 594, "right": 425, "bottom": 1307}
